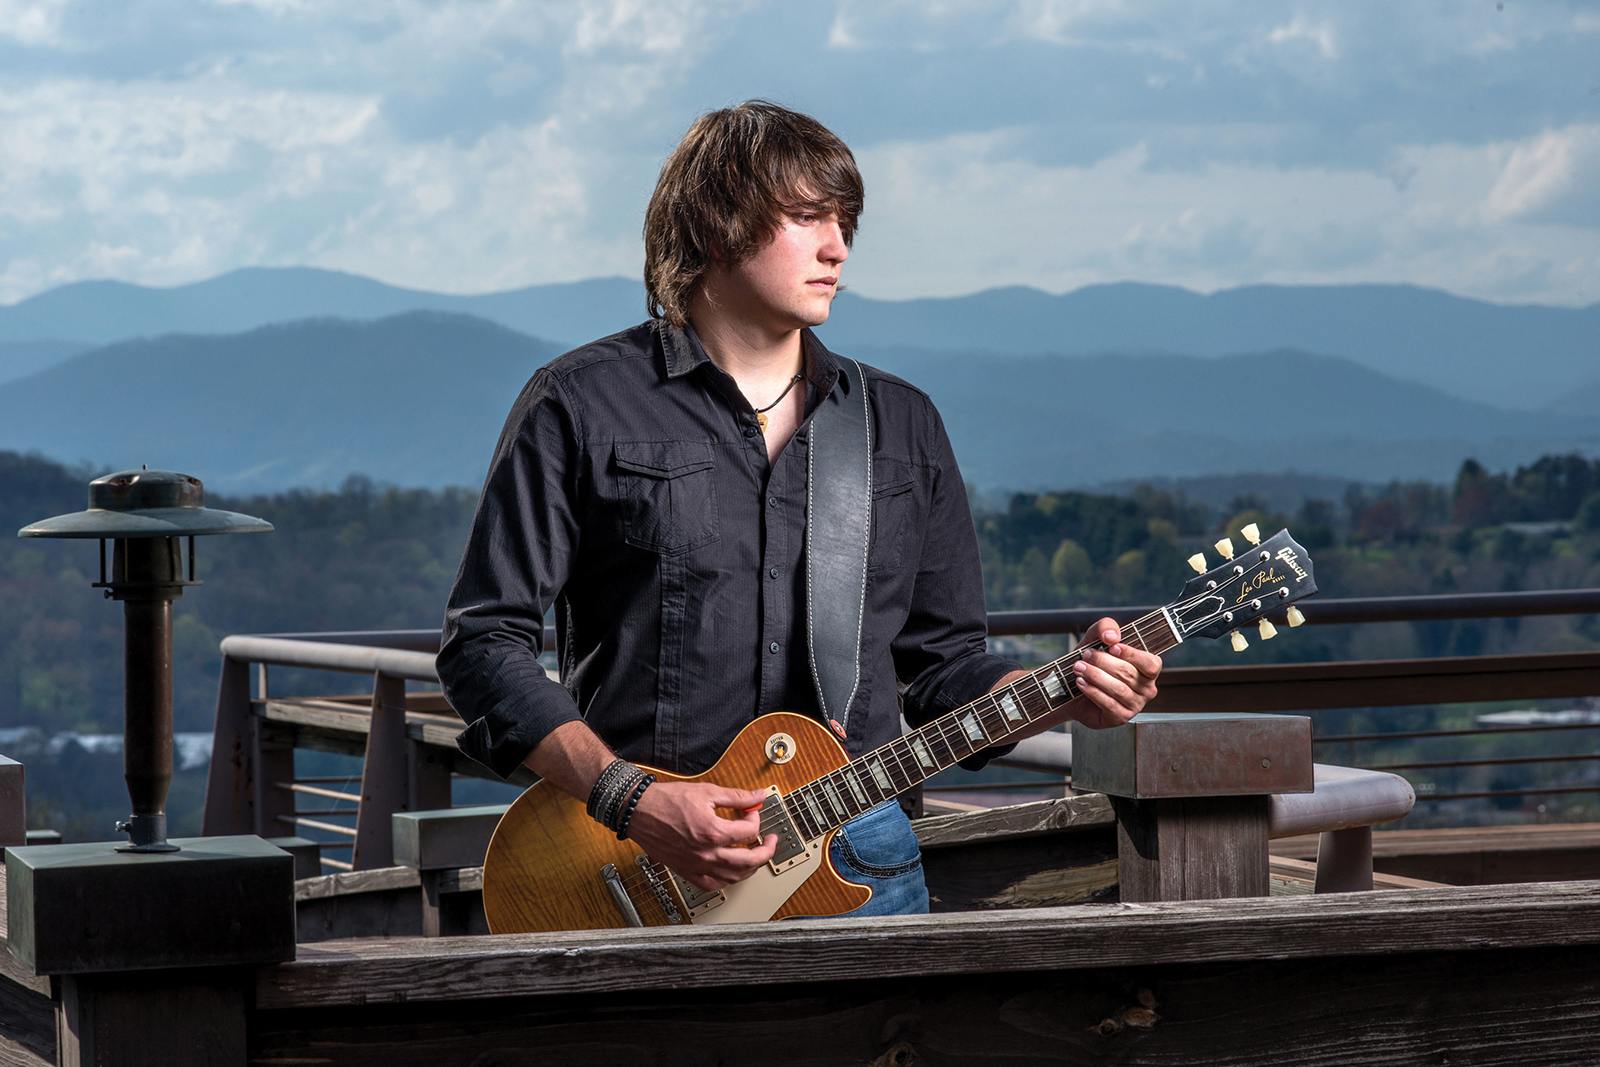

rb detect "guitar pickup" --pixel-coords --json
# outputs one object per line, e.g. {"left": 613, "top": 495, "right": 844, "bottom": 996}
{"left": 762, "top": 785, "right": 811, "bottom": 873}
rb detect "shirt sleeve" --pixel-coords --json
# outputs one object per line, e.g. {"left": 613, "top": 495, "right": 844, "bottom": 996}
{"left": 438, "top": 368, "right": 586, "bottom": 780}
{"left": 891, "top": 402, "right": 1023, "bottom": 770}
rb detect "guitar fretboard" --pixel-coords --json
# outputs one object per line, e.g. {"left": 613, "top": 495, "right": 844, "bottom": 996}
{"left": 782, "top": 608, "right": 1181, "bottom": 842}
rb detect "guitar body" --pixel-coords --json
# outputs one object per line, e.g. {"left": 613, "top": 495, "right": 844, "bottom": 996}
{"left": 483, "top": 712, "right": 872, "bottom": 934}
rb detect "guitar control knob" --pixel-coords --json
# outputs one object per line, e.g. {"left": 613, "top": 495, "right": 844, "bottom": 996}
{"left": 766, "top": 733, "right": 796, "bottom": 764}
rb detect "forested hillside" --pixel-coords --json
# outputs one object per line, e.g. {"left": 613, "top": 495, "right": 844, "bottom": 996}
{"left": 3, "top": 449, "right": 1598, "bottom": 836}
{"left": 976, "top": 453, "right": 1600, "bottom": 671}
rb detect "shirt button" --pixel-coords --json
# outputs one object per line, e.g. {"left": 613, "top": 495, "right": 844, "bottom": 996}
{"left": 767, "top": 496, "right": 778, "bottom": 508}
{"left": 742, "top": 424, "right": 759, "bottom": 438}
{"left": 769, "top": 641, "right": 780, "bottom": 654}
{"left": 769, "top": 567, "right": 779, "bottom": 579}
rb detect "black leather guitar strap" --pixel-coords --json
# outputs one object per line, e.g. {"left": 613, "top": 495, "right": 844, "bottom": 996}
{"left": 806, "top": 356, "right": 871, "bottom": 744}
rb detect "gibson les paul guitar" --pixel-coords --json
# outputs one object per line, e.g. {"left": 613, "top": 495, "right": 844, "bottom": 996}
{"left": 483, "top": 525, "right": 1318, "bottom": 934}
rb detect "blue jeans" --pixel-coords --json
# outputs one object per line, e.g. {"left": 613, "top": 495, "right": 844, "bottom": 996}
{"left": 828, "top": 801, "right": 930, "bottom": 917}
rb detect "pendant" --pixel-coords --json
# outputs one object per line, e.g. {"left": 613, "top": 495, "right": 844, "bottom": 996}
{"left": 756, "top": 413, "right": 769, "bottom": 433}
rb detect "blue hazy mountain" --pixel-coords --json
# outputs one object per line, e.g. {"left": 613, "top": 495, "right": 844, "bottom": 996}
{"left": 1, "top": 267, "right": 1595, "bottom": 409}
{"left": 0, "top": 312, "right": 1591, "bottom": 493}
{"left": 856, "top": 346, "right": 1600, "bottom": 489}
{"left": 0, "top": 340, "right": 91, "bottom": 388}
{"left": 0, "top": 313, "right": 561, "bottom": 491}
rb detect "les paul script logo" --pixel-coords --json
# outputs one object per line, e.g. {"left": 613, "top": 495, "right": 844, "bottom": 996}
{"left": 1234, "top": 567, "right": 1286, "bottom": 604}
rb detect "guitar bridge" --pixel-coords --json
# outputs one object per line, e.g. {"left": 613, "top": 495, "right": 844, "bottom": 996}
{"left": 635, "top": 854, "right": 684, "bottom": 924}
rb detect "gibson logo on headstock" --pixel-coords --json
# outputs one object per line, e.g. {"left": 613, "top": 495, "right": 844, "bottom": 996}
{"left": 1275, "top": 545, "right": 1310, "bottom": 583}
{"left": 1234, "top": 567, "right": 1286, "bottom": 604}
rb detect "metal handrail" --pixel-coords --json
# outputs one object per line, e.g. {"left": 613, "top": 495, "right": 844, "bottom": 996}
{"left": 237, "top": 587, "right": 1600, "bottom": 668}
{"left": 986, "top": 587, "right": 1600, "bottom": 636}
{"left": 219, "top": 634, "right": 438, "bottom": 682}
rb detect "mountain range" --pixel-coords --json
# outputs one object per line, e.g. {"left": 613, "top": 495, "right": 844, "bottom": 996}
{"left": 1, "top": 311, "right": 1592, "bottom": 494}
{"left": 1, "top": 267, "right": 1596, "bottom": 410}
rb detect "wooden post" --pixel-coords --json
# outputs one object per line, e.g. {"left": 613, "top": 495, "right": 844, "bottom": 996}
{"left": 57, "top": 970, "right": 248, "bottom": 1067}
{"left": 200, "top": 656, "right": 253, "bottom": 836}
{"left": 408, "top": 738, "right": 453, "bottom": 813}
{"left": 1072, "top": 713, "right": 1312, "bottom": 903}
{"left": 0, "top": 755, "right": 26, "bottom": 850}
{"left": 1315, "top": 825, "right": 1375, "bottom": 893}
{"left": 352, "top": 673, "right": 409, "bottom": 871}
{"left": 1114, "top": 795, "right": 1269, "bottom": 901}
{"left": 251, "top": 718, "right": 297, "bottom": 840}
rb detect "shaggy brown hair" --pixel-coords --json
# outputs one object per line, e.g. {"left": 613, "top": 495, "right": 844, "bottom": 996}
{"left": 644, "top": 101, "right": 863, "bottom": 328}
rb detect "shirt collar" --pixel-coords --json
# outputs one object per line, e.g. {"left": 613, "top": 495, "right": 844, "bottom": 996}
{"left": 658, "top": 319, "right": 847, "bottom": 399}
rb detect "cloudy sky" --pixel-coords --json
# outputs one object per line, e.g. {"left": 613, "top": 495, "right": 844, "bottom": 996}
{"left": 0, "top": 0, "right": 1595, "bottom": 306}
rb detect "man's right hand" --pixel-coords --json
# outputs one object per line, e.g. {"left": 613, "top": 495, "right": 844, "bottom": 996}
{"left": 625, "top": 782, "right": 778, "bottom": 892}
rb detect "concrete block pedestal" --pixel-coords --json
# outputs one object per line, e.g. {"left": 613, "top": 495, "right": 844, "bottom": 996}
{"left": 6, "top": 834, "right": 296, "bottom": 1067}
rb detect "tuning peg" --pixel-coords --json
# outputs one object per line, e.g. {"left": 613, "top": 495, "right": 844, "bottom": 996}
{"left": 1258, "top": 618, "right": 1278, "bottom": 640}
{"left": 1230, "top": 630, "right": 1249, "bottom": 652}
{"left": 1214, "top": 537, "right": 1235, "bottom": 560}
{"left": 1187, "top": 553, "right": 1207, "bottom": 574}
{"left": 1241, "top": 523, "right": 1261, "bottom": 545}
{"left": 1286, "top": 606, "right": 1306, "bottom": 627}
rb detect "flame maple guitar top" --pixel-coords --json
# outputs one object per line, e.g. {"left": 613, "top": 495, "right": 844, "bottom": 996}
{"left": 483, "top": 712, "right": 872, "bottom": 934}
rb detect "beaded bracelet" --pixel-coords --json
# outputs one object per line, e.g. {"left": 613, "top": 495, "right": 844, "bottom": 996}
{"left": 585, "top": 758, "right": 633, "bottom": 822}
{"left": 614, "top": 774, "right": 656, "bottom": 840}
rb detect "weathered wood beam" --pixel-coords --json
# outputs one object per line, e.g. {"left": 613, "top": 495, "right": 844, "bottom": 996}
{"left": 248, "top": 943, "right": 1600, "bottom": 1067}
{"left": 912, "top": 794, "right": 1113, "bottom": 850}
{"left": 256, "top": 879, "right": 1600, "bottom": 1009}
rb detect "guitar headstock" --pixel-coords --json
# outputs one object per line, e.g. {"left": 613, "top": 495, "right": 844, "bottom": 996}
{"left": 1168, "top": 525, "right": 1318, "bottom": 649}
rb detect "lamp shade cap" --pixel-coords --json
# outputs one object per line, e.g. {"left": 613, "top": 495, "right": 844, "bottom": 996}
{"left": 18, "top": 469, "right": 273, "bottom": 539}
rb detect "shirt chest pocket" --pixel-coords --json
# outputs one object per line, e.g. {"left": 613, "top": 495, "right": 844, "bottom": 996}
{"left": 868, "top": 459, "right": 917, "bottom": 574}
{"left": 613, "top": 441, "right": 720, "bottom": 555}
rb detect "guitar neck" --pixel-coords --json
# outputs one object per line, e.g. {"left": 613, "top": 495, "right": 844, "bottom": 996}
{"left": 781, "top": 607, "right": 1183, "bottom": 842}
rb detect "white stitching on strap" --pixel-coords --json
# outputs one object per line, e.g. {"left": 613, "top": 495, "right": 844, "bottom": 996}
{"left": 836, "top": 358, "right": 871, "bottom": 733}
{"left": 806, "top": 412, "right": 825, "bottom": 719}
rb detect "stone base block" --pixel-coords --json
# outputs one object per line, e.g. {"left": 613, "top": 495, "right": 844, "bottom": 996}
{"left": 5, "top": 835, "right": 295, "bottom": 975}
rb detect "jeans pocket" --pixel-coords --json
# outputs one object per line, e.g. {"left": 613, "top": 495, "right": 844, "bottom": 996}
{"left": 834, "top": 803, "right": 922, "bottom": 879}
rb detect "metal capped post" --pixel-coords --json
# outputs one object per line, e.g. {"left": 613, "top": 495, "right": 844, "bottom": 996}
{"left": 20, "top": 468, "right": 271, "bottom": 852}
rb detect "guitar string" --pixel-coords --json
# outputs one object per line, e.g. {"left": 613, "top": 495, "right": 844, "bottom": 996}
{"left": 606, "top": 615, "right": 1175, "bottom": 905}
{"left": 603, "top": 582, "right": 1298, "bottom": 917}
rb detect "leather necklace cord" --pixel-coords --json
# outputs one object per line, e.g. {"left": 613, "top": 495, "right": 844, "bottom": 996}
{"left": 753, "top": 373, "right": 804, "bottom": 433}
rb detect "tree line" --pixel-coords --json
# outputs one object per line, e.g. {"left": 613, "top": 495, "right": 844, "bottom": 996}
{"left": 2, "top": 449, "right": 1598, "bottom": 739}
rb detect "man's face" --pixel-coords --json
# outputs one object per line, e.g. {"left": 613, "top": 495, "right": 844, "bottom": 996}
{"left": 712, "top": 207, "right": 849, "bottom": 334}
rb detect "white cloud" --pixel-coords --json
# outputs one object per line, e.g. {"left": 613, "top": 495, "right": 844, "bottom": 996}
{"left": 0, "top": 0, "right": 67, "bottom": 46}
{"left": 1267, "top": 15, "right": 1338, "bottom": 60}
{"left": 1484, "top": 125, "right": 1600, "bottom": 225}
{"left": 846, "top": 127, "right": 1600, "bottom": 304}
{"left": 0, "top": 0, "right": 1595, "bottom": 308}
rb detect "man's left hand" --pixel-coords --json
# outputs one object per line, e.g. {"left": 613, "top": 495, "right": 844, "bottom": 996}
{"left": 1066, "top": 617, "right": 1161, "bottom": 728}
{"left": 993, "top": 617, "right": 1161, "bottom": 733}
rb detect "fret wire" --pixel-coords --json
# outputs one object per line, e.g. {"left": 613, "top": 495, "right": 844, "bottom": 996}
{"left": 928, "top": 717, "right": 962, "bottom": 769}
{"left": 887, "top": 738, "right": 918, "bottom": 791}
{"left": 790, "top": 790, "right": 818, "bottom": 841}
{"left": 830, "top": 769, "right": 860, "bottom": 820}
{"left": 787, "top": 606, "right": 1181, "bottom": 841}
{"left": 890, "top": 736, "right": 918, "bottom": 787}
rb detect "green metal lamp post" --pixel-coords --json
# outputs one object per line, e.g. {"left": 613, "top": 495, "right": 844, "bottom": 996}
{"left": 19, "top": 468, "right": 272, "bottom": 852}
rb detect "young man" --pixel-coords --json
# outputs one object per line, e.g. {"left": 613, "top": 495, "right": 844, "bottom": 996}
{"left": 438, "top": 102, "right": 1160, "bottom": 914}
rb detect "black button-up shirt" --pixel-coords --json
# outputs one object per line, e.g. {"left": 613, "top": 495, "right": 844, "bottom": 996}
{"left": 439, "top": 320, "right": 1019, "bottom": 779}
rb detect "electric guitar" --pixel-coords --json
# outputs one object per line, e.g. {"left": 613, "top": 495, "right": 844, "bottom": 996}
{"left": 482, "top": 525, "right": 1318, "bottom": 933}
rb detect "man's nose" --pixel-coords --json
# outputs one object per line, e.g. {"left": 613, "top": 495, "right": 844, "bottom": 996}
{"left": 820, "top": 221, "right": 848, "bottom": 265}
